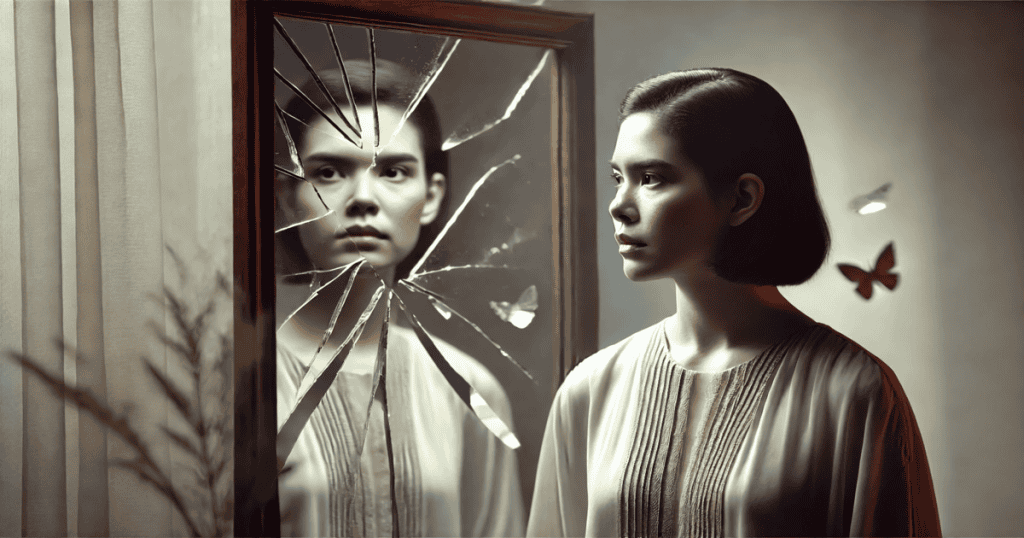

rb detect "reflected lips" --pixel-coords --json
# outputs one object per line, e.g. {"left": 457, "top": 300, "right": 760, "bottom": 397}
{"left": 341, "top": 225, "right": 388, "bottom": 239}
{"left": 616, "top": 233, "right": 645, "bottom": 257}
{"left": 339, "top": 225, "right": 387, "bottom": 251}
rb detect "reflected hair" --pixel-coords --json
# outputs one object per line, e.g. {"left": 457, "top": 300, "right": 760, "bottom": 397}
{"left": 278, "top": 59, "right": 450, "bottom": 280}
{"left": 620, "top": 68, "right": 830, "bottom": 285}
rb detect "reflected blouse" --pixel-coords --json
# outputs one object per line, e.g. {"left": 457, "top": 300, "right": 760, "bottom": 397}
{"left": 278, "top": 325, "right": 525, "bottom": 537}
{"left": 527, "top": 320, "right": 941, "bottom": 537}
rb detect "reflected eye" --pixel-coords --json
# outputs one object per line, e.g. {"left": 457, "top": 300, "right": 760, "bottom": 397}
{"left": 309, "top": 166, "right": 343, "bottom": 183}
{"left": 381, "top": 166, "right": 411, "bottom": 182}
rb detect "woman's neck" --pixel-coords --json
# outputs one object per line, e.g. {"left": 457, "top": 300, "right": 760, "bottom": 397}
{"left": 664, "top": 270, "right": 813, "bottom": 372}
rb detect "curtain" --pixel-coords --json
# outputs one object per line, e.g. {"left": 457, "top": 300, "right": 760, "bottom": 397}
{"left": 0, "top": 0, "right": 232, "bottom": 535}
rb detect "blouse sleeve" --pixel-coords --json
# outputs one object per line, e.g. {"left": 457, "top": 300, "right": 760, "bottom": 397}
{"left": 526, "top": 377, "right": 590, "bottom": 537}
{"left": 459, "top": 376, "right": 526, "bottom": 537}
{"left": 843, "top": 366, "right": 942, "bottom": 537}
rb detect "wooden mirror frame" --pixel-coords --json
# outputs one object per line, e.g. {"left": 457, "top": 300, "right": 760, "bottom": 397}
{"left": 232, "top": 1, "right": 595, "bottom": 534}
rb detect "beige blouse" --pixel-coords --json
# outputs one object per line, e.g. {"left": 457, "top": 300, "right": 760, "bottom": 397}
{"left": 278, "top": 325, "right": 525, "bottom": 537}
{"left": 527, "top": 320, "right": 940, "bottom": 537}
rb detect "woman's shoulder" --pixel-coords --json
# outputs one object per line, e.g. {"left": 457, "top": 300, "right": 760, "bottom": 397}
{"left": 557, "top": 320, "right": 666, "bottom": 404}
{"left": 783, "top": 323, "right": 911, "bottom": 407}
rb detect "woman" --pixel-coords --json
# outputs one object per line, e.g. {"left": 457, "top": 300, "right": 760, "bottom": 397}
{"left": 527, "top": 68, "right": 940, "bottom": 537}
{"left": 275, "top": 60, "right": 525, "bottom": 536}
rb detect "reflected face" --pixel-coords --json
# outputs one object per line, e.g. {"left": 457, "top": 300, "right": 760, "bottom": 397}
{"left": 297, "top": 105, "right": 444, "bottom": 277}
{"left": 608, "top": 112, "right": 728, "bottom": 281}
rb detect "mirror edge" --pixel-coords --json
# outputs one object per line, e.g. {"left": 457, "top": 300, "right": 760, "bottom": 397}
{"left": 232, "top": 2, "right": 595, "bottom": 535}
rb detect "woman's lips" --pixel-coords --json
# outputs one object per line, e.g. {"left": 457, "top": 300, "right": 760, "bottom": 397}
{"left": 616, "top": 233, "right": 646, "bottom": 256}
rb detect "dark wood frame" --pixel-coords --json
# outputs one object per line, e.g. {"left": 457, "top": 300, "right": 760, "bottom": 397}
{"left": 232, "top": 1, "right": 595, "bottom": 534}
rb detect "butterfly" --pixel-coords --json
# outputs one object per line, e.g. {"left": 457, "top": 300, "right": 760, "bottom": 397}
{"left": 489, "top": 285, "right": 538, "bottom": 329}
{"left": 837, "top": 242, "right": 899, "bottom": 300}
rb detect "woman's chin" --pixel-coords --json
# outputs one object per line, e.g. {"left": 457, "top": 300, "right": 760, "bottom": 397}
{"left": 622, "top": 260, "right": 659, "bottom": 282}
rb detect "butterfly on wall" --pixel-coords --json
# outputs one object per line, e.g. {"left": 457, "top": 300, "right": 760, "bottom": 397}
{"left": 489, "top": 285, "right": 538, "bottom": 329}
{"left": 837, "top": 242, "right": 899, "bottom": 300}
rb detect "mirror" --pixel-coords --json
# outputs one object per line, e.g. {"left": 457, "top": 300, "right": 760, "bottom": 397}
{"left": 233, "top": 2, "right": 595, "bottom": 535}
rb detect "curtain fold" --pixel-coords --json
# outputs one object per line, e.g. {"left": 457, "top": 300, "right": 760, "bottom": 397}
{"left": 69, "top": 0, "right": 109, "bottom": 535}
{"left": 14, "top": 0, "right": 68, "bottom": 533}
{"left": 0, "top": 2, "right": 25, "bottom": 537}
{"left": 0, "top": 0, "right": 233, "bottom": 535}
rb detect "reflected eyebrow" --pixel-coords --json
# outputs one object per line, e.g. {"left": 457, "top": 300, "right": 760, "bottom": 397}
{"left": 302, "top": 152, "right": 421, "bottom": 168}
{"left": 373, "top": 153, "right": 422, "bottom": 168}
{"left": 302, "top": 152, "right": 358, "bottom": 166}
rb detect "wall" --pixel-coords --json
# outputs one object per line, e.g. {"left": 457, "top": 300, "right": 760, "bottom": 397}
{"left": 556, "top": 1, "right": 1023, "bottom": 535}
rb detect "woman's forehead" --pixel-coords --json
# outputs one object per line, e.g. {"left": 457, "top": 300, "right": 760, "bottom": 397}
{"left": 610, "top": 112, "right": 680, "bottom": 168}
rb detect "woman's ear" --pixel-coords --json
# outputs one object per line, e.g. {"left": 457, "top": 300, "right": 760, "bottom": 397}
{"left": 420, "top": 172, "right": 447, "bottom": 226}
{"left": 729, "top": 173, "right": 764, "bottom": 226}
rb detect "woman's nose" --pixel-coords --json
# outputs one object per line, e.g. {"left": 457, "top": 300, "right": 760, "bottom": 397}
{"left": 345, "top": 172, "right": 379, "bottom": 217}
{"left": 609, "top": 185, "right": 638, "bottom": 224}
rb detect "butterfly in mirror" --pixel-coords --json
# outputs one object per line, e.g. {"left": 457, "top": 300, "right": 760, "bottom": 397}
{"left": 837, "top": 242, "right": 899, "bottom": 300}
{"left": 489, "top": 284, "right": 538, "bottom": 329}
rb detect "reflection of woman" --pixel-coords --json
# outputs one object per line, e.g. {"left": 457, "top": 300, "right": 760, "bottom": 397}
{"left": 527, "top": 69, "right": 940, "bottom": 537}
{"left": 276, "top": 61, "right": 524, "bottom": 536}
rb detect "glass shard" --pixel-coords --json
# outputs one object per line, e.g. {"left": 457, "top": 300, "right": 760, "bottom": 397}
{"left": 441, "top": 50, "right": 551, "bottom": 151}
{"left": 378, "top": 354, "right": 400, "bottom": 538}
{"left": 428, "top": 295, "right": 453, "bottom": 320}
{"left": 274, "top": 98, "right": 339, "bottom": 233}
{"left": 370, "top": 31, "right": 459, "bottom": 151}
{"left": 292, "top": 284, "right": 385, "bottom": 416}
{"left": 312, "top": 261, "right": 365, "bottom": 359}
{"left": 325, "top": 23, "right": 363, "bottom": 135}
{"left": 393, "top": 289, "right": 521, "bottom": 449}
{"left": 275, "top": 19, "right": 362, "bottom": 142}
{"left": 410, "top": 264, "right": 509, "bottom": 280}
{"left": 276, "top": 260, "right": 362, "bottom": 330}
{"left": 276, "top": 284, "right": 383, "bottom": 463}
{"left": 275, "top": 102, "right": 304, "bottom": 177}
{"left": 357, "top": 290, "right": 392, "bottom": 460}
{"left": 368, "top": 27, "right": 380, "bottom": 148}
{"left": 401, "top": 280, "right": 534, "bottom": 383}
{"left": 275, "top": 17, "right": 362, "bottom": 147}
{"left": 429, "top": 39, "right": 551, "bottom": 151}
{"left": 409, "top": 155, "right": 522, "bottom": 277}
{"left": 363, "top": 290, "right": 391, "bottom": 434}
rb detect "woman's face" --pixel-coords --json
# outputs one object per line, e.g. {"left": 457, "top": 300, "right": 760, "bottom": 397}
{"left": 296, "top": 104, "right": 445, "bottom": 280}
{"left": 608, "top": 112, "right": 729, "bottom": 281}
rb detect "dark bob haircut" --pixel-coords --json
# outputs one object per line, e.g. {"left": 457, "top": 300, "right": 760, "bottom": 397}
{"left": 620, "top": 68, "right": 830, "bottom": 286}
{"left": 277, "top": 59, "right": 450, "bottom": 280}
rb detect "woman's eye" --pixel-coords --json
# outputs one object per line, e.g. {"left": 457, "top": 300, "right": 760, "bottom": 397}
{"left": 640, "top": 173, "right": 661, "bottom": 186}
{"left": 610, "top": 172, "right": 623, "bottom": 186}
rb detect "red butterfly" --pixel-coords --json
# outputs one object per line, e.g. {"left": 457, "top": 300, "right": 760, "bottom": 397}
{"left": 837, "top": 242, "right": 899, "bottom": 300}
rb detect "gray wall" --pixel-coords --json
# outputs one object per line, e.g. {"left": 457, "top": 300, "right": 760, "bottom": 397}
{"left": 556, "top": 1, "right": 1023, "bottom": 535}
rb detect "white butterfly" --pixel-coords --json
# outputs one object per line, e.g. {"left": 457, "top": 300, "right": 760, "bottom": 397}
{"left": 489, "top": 285, "right": 538, "bottom": 329}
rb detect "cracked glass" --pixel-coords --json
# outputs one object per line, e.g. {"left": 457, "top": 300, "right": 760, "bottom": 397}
{"left": 272, "top": 15, "right": 555, "bottom": 534}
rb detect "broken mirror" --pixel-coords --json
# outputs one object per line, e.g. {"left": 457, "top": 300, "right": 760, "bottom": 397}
{"left": 252, "top": 7, "right": 595, "bottom": 535}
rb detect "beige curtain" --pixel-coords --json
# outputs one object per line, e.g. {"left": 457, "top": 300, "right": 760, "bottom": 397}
{"left": 0, "top": 0, "right": 232, "bottom": 535}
